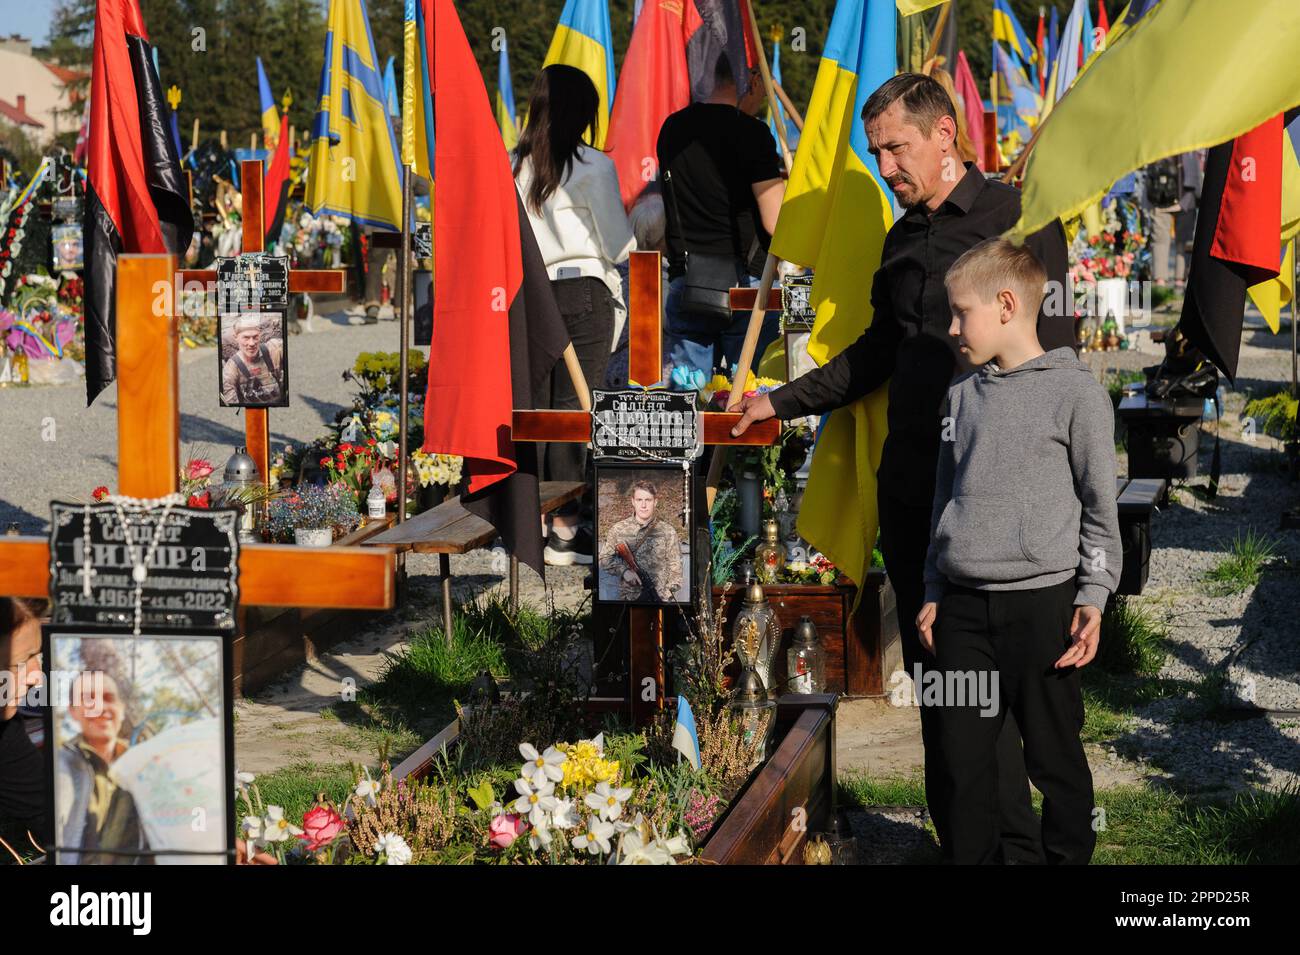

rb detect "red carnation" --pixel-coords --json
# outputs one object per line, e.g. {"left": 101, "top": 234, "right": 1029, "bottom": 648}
{"left": 187, "top": 490, "right": 211, "bottom": 508}
{"left": 91, "top": 486, "right": 109, "bottom": 502}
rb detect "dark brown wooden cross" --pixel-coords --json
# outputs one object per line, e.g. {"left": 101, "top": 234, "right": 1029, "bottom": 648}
{"left": 511, "top": 250, "right": 780, "bottom": 725}
{"left": 181, "top": 158, "right": 348, "bottom": 483}
{"left": 0, "top": 252, "right": 394, "bottom": 613}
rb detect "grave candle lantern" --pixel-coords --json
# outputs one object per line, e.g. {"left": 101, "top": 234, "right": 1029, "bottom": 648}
{"left": 219, "top": 447, "right": 261, "bottom": 543}
{"left": 731, "top": 578, "right": 781, "bottom": 692}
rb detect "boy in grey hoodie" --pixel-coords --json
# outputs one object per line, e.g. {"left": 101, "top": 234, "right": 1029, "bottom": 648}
{"left": 917, "top": 238, "right": 1121, "bottom": 865}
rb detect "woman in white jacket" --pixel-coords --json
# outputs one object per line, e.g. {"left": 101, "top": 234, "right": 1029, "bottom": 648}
{"left": 513, "top": 65, "right": 636, "bottom": 566}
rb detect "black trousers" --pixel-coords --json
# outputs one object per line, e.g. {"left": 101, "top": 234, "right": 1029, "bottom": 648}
{"left": 935, "top": 579, "right": 1096, "bottom": 865}
{"left": 542, "top": 277, "right": 615, "bottom": 492}
{"left": 877, "top": 489, "right": 1044, "bottom": 863}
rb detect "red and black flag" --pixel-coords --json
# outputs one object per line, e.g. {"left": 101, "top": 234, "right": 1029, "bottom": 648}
{"left": 263, "top": 113, "right": 292, "bottom": 248}
{"left": 84, "top": 0, "right": 193, "bottom": 405}
{"left": 418, "top": 0, "right": 570, "bottom": 577}
{"left": 1178, "top": 111, "right": 1295, "bottom": 383}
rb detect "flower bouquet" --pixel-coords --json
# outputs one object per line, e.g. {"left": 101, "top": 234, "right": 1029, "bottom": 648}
{"left": 265, "top": 482, "right": 361, "bottom": 545}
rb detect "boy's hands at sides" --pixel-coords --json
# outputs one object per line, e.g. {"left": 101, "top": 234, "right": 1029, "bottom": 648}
{"left": 1057, "top": 604, "right": 1102, "bottom": 668}
{"left": 916, "top": 602, "right": 938, "bottom": 654}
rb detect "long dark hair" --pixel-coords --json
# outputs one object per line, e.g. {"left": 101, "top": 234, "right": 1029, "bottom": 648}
{"left": 513, "top": 65, "right": 600, "bottom": 216}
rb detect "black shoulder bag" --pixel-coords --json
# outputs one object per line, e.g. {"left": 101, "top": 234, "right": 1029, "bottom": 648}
{"left": 662, "top": 169, "right": 739, "bottom": 330}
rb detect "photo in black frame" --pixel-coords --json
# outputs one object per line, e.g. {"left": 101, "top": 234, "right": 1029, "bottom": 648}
{"left": 218, "top": 311, "right": 289, "bottom": 408}
{"left": 594, "top": 462, "right": 694, "bottom": 608}
{"left": 42, "top": 628, "right": 235, "bottom": 865}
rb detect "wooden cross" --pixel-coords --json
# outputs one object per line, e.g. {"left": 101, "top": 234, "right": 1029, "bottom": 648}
{"left": 181, "top": 158, "right": 348, "bottom": 483}
{"left": 511, "top": 250, "right": 780, "bottom": 725}
{"left": 0, "top": 251, "right": 395, "bottom": 611}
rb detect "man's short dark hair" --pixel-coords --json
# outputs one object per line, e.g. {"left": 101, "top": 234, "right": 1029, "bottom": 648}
{"left": 860, "top": 72, "right": 957, "bottom": 137}
{"left": 629, "top": 480, "right": 657, "bottom": 498}
{"left": 714, "top": 53, "right": 734, "bottom": 88}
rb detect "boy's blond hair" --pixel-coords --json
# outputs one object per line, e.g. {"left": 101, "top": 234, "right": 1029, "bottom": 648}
{"left": 944, "top": 237, "right": 1047, "bottom": 319}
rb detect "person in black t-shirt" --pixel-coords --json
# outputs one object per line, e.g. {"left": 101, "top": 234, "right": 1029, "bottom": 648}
{"left": 657, "top": 54, "right": 785, "bottom": 381}
{"left": 0, "top": 598, "right": 48, "bottom": 860}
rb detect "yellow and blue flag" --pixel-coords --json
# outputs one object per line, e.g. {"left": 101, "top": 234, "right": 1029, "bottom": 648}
{"left": 767, "top": 0, "right": 896, "bottom": 590}
{"left": 541, "top": 0, "right": 616, "bottom": 149}
{"left": 993, "top": 0, "right": 1038, "bottom": 64}
{"left": 497, "top": 37, "right": 519, "bottom": 150}
{"left": 672, "top": 696, "right": 701, "bottom": 770}
{"left": 306, "top": 0, "right": 403, "bottom": 231}
{"left": 383, "top": 56, "right": 400, "bottom": 118}
{"left": 257, "top": 57, "right": 280, "bottom": 147}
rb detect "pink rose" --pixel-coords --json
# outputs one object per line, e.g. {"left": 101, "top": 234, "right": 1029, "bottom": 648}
{"left": 488, "top": 813, "right": 526, "bottom": 849}
{"left": 299, "top": 804, "right": 345, "bottom": 852}
{"left": 186, "top": 459, "right": 215, "bottom": 480}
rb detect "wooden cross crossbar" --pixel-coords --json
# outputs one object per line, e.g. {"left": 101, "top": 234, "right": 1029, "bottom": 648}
{"left": 510, "top": 251, "right": 781, "bottom": 447}
{"left": 509, "top": 250, "right": 779, "bottom": 726}
{"left": 182, "top": 159, "right": 347, "bottom": 482}
{"left": 0, "top": 251, "right": 394, "bottom": 611}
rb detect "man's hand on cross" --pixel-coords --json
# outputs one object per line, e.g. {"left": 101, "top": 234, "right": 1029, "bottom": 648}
{"left": 730, "top": 392, "right": 777, "bottom": 437}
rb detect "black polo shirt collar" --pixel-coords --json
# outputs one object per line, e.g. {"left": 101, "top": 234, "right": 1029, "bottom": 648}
{"left": 902, "top": 160, "right": 986, "bottom": 221}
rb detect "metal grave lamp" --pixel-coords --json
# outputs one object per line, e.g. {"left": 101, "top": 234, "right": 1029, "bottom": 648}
{"left": 731, "top": 578, "right": 782, "bottom": 693}
{"left": 219, "top": 446, "right": 261, "bottom": 543}
{"left": 729, "top": 665, "right": 777, "bottom": 770}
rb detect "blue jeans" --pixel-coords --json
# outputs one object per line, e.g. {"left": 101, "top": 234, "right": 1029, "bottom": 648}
{"left": 664, "top": 268, "right": 781, "bottom": 382}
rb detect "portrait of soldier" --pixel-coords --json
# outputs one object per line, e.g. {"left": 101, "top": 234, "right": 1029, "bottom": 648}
{"left": 598, "top": 480, "right": 685, "bottom": 603}
{"left": 55, "top": 672, "right": 151, "bottom": 865}
{"left": 221, "top": 314, "right": 285, "bottom": 406}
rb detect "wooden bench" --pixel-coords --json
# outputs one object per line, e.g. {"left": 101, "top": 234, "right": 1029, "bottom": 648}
{"left": 1115, "top": 477, "right": 1165, "bottom": 596}
{"left": 364, "top": 480, "right": 587, "bottom": 636}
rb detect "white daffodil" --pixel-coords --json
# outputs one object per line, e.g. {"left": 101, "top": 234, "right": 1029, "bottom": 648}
{"left": 355, "top": 770, "right": 381, "bottom": 807}
{"left": 260, "top": 805, "right": 303, "bottom": 844}
{"left": 550, "top": 796, "right": 581, "bottom": 830}
{"left": 584, "top": 781, "right": 634, "bottom": 822}
{"left": 616, "top": 828, "right": 676, "bottom": 865}
{"left": 571, "top": 815, "right": 616, "bottom": 856}
{"left": 512, "top": 776, "right": 558, "bottom": 827}
{"left": 241, "top": 814, "right": 263, "bottom": 843}
{"left": 235, "top": 770, "right": 256, "bottom": 788}
{"left": 528, "top": 822, "right": 553, "bottom": 852}
{"left": 518, "top": 742, "right": 566, "bottom": 787}
{"left": 374, "top": 832, "right": 413, "bottom": 865}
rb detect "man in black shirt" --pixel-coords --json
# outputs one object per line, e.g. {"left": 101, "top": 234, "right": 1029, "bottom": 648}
{"left": 732, "top": 73, "right": 1072, "bottom": 863}
{"left": 657, "top": 55, "right": 785, "bottom": 380}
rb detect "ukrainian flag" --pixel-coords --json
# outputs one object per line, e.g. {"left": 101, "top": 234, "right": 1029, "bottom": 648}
{"left": 767, "top": 0, "right": 895, "bottom": 591}
{"left": 497, "top": 37, "right": 519, "bottom": 150}
{"left": 541, "top": 0, "right": 616, "bottom": 149}
{"left": 993, "top": 0, "right": 1038, "bottom": 64}
{"left": 257, "top": 57, "right": 280, "bottom": 147}
{"left": 306, "top": 0, "right": 403, "bottom": 231}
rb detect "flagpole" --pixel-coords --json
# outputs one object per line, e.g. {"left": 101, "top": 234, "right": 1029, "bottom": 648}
{"left": 772, "top": 81, "right": 805, "bottom": 131}
{"left": 744, "top": 0, "right": 793, "bottom": 170}
{"left": 398, "top": 166, "right": 412, "bottom": 528}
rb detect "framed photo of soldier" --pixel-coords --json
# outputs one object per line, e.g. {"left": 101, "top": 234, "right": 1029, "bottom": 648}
{"left": 218, "top": 311, "right": 289, "bottom": 408}
{"left": 43, "top": 630, "right": 235, "bottom": 865}
{"left": 595, "top": 464, "right": 693, "bottom": 607}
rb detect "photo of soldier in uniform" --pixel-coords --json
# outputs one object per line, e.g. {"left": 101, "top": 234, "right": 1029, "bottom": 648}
{"left": 219, "top": 312, "right": 288, "bottom": 408}
{"left": 47, "top": 633, "right": 232, "bottom": 865}
{"left": 596, "top": 470, "right": 691, "bottom": 606}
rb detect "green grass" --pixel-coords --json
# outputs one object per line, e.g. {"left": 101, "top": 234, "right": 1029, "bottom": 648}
{"left": 1097, "top": 597, "right": 1168, "bottom": 676}
{"left": 236, "top": 762, "right": 357, "bottom": 828}
{"left": 1205, "top": 528, "right": 1280, "bottom": 595}
{"left": 836, "top": 772, "right": 1300, "bottom": 864}
{"left": 838, "top": 769, "right": 927, "bottom": 808}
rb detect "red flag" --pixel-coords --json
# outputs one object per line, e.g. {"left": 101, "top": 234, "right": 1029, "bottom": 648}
{"left": 1035, "top": 9, "right": 1047, "bottom": 96}
{"left": 420, "top": 0, "right": 570, "bottom": 575}
{"left": 606, "top": 0, "right": 693, "bottom": 209}
{"left": 83, "top": 0, "right": 193, "bottom": 405}
{"left": 954, "top": 51, "right": 987, "bottom": 172}
{"left": 1180, "top": 115, "right": 1285, "bottom": 382}
{"left": 263, "top": 114, "right": 291, "bottom": 247}
{"left": 1096, "top": 1, "right": 1110, "bottom": 36}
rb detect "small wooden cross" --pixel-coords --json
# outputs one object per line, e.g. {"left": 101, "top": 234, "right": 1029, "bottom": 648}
{"left": 0, "top": 252, "right": 395, "bottom": 611}
{"left": 511, "top": 250, "right": 780, "bottom": 725}
{"left": 181, "top": 158, "right": 348, "bottom": 483}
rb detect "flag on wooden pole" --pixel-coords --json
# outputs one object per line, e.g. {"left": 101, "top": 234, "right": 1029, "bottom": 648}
{"left": 83, "top": 0, "right": 193, "bottom": 405}
{"left": 414, "top": 0, "right": 571, "bottom": 576}
{"left": 542, "top": 0, "right": 618, "bottom": 149}
{"left": 257, "top": 57, "right": 280, "bottom": 147}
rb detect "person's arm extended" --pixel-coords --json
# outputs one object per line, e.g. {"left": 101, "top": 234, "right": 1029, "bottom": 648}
{"left": 768, "top": 266, "right": 900, "bottom": 420}
{"left": 751, "top": 177, "right": 784, "bottom": 236}
{"left": 1026, "top": 218, "right": 1074, "bottom": 351}
{"left": 1069, "top": 384, "right": 1123, "bottom": 610}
